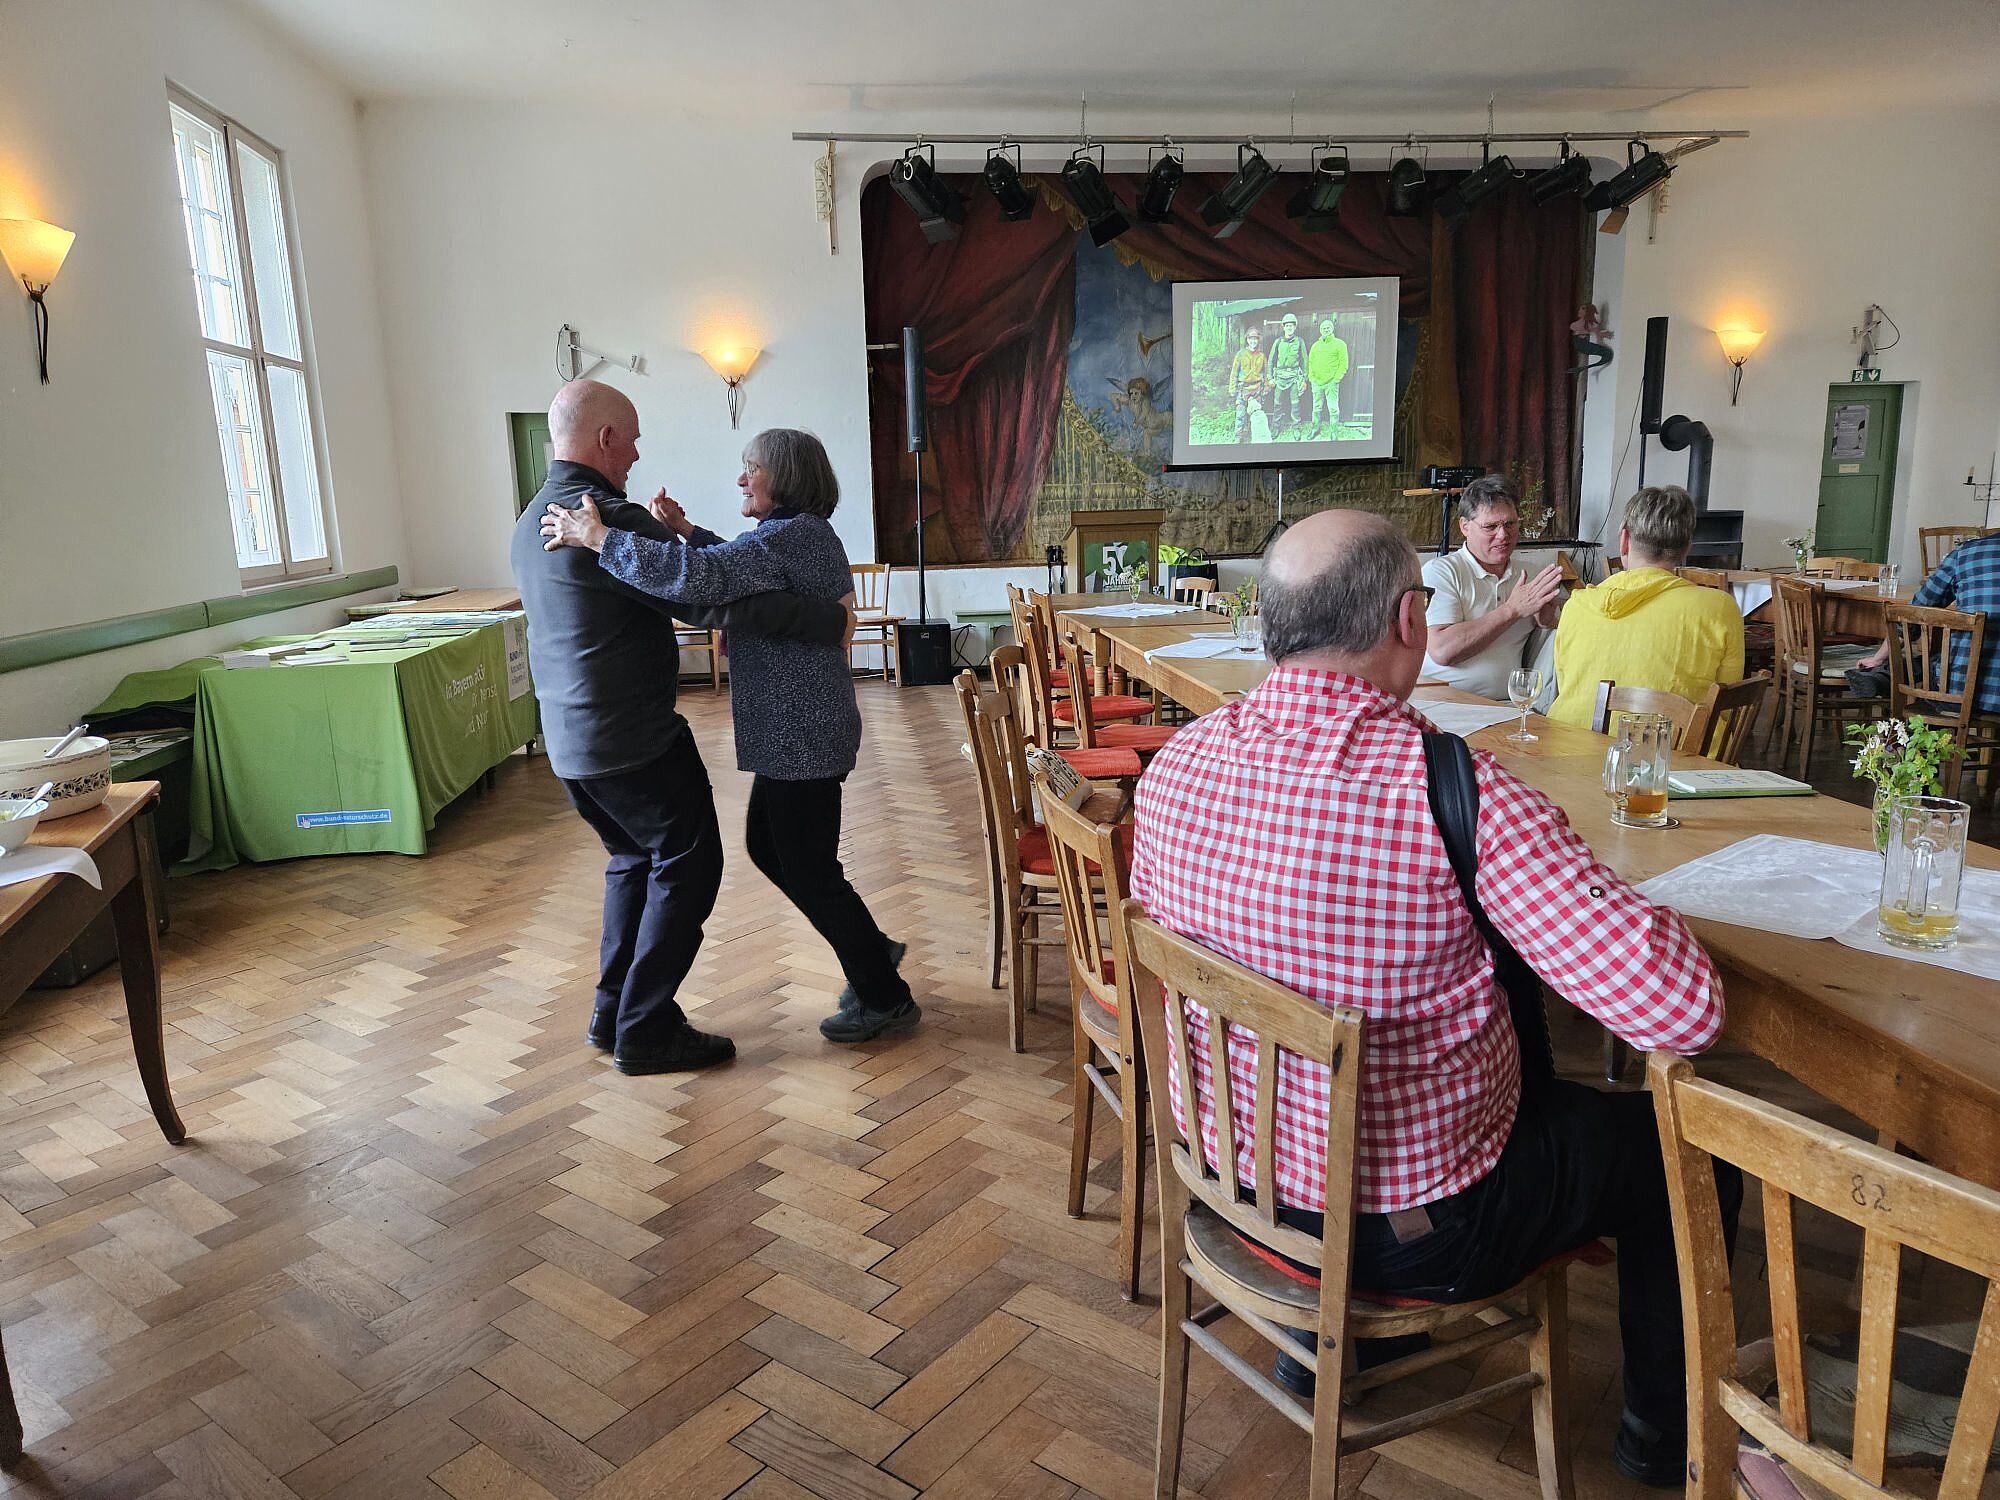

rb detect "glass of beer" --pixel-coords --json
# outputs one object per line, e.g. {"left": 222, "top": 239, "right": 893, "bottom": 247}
{"left": 1602, "top": 713, "right": 1674, "bottom": 828}
{"left": 1878, "top": 796, "right": 1969, "bottom": 949}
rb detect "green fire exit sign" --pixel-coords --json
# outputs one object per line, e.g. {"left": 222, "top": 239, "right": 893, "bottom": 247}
{"left": 1850, "top": 367, "right": 1882, "bottom": 382}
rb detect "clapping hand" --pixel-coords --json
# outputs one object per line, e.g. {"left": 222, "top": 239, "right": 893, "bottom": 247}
{"left": 1513, "top": 562, "right": 1565, "bottom": 623}
{"left": 541, "top": 495, "right": 609, "bottom": 553}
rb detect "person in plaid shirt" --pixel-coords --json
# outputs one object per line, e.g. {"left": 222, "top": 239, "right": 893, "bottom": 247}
{"left": 1130, "top": 510, "right": 1737, "bottom": 1487}
{"left": 1853, "top": 529, "right": 2000, "bottom": 710}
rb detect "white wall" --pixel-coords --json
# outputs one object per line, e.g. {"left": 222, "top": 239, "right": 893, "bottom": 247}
{"left": 0, "top": 0, "right": 405, "bottom": 733}
{"left": 1577, "top": 107, "right": 2000, "bottom": 573}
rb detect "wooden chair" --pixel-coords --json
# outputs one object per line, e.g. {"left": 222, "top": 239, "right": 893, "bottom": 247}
{"left": 1771, "top": 577, "right": 1879, "bottom": 779}
{"left": 1798, "top": 556, "right": 1872, "bottom": 578}
{"left": 1685, "top": 675, "right": 1773, "bottom": 767}
{"left": 1649, "top": 1051, "right": 2000, "bottom": 1499}
{"left": 1057, "top": 628, "right": 1175, "bottom": 759}
{"left": 849, "top": 563, "right": 902, "bottom": 683}
{"left": 1884, "top": 601, "right": 1999, "bottom": 800}
{"left": 1171, "top": 577, "right": 1219, "bottom": 606}
{"left": 1040, "top": 793, "right": 1148, "bottom": 1301}
{"left": 1677, "top": 565, "right": 1730, "bottom": 591}
{"left": 672, "top": 622, "right": 724, "bottom": 690}
{"left": 1128, "top": 905, "right": 1580, "bottom": 1500}
{"left": 1589, "top": 680, "right": 1699, "bottom": 746}
{"left": 1019, "top": 613, "right": 1153, "bottom": 750}
{"left": 1919, "top": 525, "right": 1986, "bottom": 579}
{"left": 990, "top": 645, "right": 1141, "bottom": 783}
{"left": 954, "top": 669, "right": 1064, "bottom": 1052}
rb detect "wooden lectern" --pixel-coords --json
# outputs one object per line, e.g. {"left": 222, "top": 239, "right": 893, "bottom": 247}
{"left": 1064, "top": 508, "right": 1165, "bottom": 592}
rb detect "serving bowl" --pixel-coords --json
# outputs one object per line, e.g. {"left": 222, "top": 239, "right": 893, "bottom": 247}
{"left": 0, "top": 736, "right": 112, "bottom": 819}
{"left": 0, "top": 797, "right": 49, "bottom": 858}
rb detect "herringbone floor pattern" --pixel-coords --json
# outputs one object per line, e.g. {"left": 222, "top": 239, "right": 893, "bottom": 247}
{"left": 0, "top": 682, "right": 1914, "bottom": 1498}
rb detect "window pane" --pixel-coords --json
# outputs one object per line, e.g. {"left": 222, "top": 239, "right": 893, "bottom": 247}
{"left": 267, "top": 365, "right": 326, "bottom": 562}
{"left": 206, "top": 350, "right": 280, "bottom": 570}
{"left": 169, "top": 106, "right": 248, "bottom": 346}
{"left": 235, "top": 141, "right": 300, "bottom": 360}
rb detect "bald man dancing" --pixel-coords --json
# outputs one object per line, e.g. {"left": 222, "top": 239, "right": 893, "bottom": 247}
{"left": 511, "top": 380, "right": 850, "bottom": 1073}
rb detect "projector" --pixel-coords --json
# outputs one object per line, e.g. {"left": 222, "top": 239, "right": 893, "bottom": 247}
{"left": 1421, "top": 465, "right": 1485, "bottom": 490}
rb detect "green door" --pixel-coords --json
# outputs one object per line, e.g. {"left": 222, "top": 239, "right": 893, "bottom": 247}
{"left": 509, "top": 412, "right": 553, "bottom": 516}
{"left": 1813, "top": 383, "right": 1902, "bottom": 563}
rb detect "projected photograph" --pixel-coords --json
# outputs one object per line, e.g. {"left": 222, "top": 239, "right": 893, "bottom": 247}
{"left": 1171, "top": 276, "right": 1400, "bottom": 467}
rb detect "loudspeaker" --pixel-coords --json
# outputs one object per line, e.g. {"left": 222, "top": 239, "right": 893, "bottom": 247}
{"left": 1640, "top": 316, "right": 1668, "bottom": 434}
{"left": 902, "top": 326, "right": 926, "bottom": 452}
{"left": 895, "top": 620, "right": 953, "bottom": 686}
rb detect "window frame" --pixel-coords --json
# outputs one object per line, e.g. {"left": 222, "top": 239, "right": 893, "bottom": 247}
{"left": 168, "top": 87, "right": 334, "bottom": 588}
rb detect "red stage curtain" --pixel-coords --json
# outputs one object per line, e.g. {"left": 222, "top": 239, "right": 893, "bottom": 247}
{"left": 863, "top": 184, "right": 1075, "bottom": 563}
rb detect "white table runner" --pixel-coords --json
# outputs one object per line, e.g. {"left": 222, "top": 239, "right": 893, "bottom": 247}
{"left": 1409, "top": 695, "right": 1522, "bottom": 739}
{"left": 1065, "top": 602, "right": 1196, "bottom": 620}
{"left": 0, "top": 846, "right": 102, "bottom": 895}
{"left": 1145, "top": 635, "right": 1245, "bottom": 662}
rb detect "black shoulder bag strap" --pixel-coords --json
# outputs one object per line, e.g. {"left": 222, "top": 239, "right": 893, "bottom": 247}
{"left": 1421, "top": 730, "right": 1556, "bottom": 1106}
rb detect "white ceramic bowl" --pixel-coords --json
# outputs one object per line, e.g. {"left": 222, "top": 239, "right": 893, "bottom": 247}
{"left": 0, "top": 736, "right": 113, "bottom": 820}
{"left": 0, "top": 798, "right": 49, "bottom": 857}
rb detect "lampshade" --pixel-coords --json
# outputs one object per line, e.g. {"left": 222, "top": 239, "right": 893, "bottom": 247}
{"left": 700, "top": 346, "right": 760, "bottom": 382}
{"left": 0, "top": 219, "right": 75, "bottom": 291}
{"left": 1715, "top": 328, "right": 1765, "bottom": 365}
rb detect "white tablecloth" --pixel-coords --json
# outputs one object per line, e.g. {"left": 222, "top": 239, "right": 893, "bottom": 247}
{"left": 1065, "top": 602, "right": 1193, "bottom": 620}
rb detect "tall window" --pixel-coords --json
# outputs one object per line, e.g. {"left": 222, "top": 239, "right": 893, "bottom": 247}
{"left": 169, "top": 93, "right": 331, "bottom": 584}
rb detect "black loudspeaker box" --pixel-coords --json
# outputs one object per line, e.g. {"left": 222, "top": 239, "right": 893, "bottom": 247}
{"left": 896, "top": 620, "right": 953, "bottom": 686}
{"left": 902, "top": 326, "right": 927, "bottom": 452}
{"left": 1640, "top": 316, "right": 1668, "bottom": 434}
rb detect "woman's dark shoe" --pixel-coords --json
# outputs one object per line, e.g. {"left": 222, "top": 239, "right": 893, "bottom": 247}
{"left": 838, "top": 940, "right": 908, "bottom": 1013}
{"left": 820, "top": 1000, "right": 921, "bottom": 1044}
{"left": 613, "top": 1025, "right": 736, "bottom": 1074}
{"left": 1612, "top": 1409, "right": 1689, "bottom": 1488}
{"left": 586, "top": 1008, "right": 617, "bottom": 1050}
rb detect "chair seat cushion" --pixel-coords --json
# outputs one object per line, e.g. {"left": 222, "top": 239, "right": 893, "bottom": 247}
{"left": 1017, "top": 822, "right": 1135, "bottom": 877}
{"left": 1095, "top": 723, "right": 1178, "bottom": 753}
{"left": 1052, "top": 694, "right": 1152, "bottom": 724}
{"left": 1057, "top": 746, "right": 1144, "bottom": 779}
{"left": 1049, "top": 667, "right": 1072, "bottom": 689}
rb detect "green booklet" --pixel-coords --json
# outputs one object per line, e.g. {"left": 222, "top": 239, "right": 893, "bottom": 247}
{"left": 1667, "top": 769, "right": 1816, "bottom": 799}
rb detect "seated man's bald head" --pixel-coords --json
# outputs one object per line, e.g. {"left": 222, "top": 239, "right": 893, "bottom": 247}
{"left": 1261, "top": 509, "right": 1423, "bottom": 665}
{"left": 548, "top": 379, "right": 643, "bottom": 489}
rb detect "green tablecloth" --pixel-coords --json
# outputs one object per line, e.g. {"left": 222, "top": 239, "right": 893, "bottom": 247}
{"left": 152, "top": 618, "right": 537, "bottom": 870}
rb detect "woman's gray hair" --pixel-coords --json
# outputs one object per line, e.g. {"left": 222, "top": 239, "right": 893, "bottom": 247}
{"left": 1623, "top": 484, "right": 1696, "bottom": 562}
{"left": 744, "top": 428, "right": 840, "bottom": 518}
{"left": 1457, "top": 473, "right": 1520, "bottom": 524}
{"left": 1263, "top": 517, "right": 1422, "bottom": 661}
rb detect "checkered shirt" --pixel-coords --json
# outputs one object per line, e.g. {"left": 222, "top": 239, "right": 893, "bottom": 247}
{"left": 1912, "top": 532, "right": 2000, "bottom": 714}
{"left": 1129, "top": 667, "right": 1724, "bottom": 1214}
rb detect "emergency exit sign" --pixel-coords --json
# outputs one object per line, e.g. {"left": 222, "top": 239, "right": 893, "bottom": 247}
{"left": 1851, "top": 367, "right": 1882, "bottom": 382}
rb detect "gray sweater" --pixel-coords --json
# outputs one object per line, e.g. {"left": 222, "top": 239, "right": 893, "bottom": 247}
{"left": 599, "top": 511, "right": 864, "bottom": 781}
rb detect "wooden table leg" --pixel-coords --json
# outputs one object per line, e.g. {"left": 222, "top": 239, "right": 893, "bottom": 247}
{"left": 0, "top": 1320, "right": 20, "bottom": 1467}
{"left": 109, "top": 813, "right": 185, "bottom": 1146}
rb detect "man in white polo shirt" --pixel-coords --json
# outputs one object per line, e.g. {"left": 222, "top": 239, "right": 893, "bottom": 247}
{"left": 1421, "top": 475, "right": 1565, "bottom": 699}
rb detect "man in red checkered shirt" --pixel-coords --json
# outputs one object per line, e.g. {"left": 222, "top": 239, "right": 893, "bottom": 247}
{"left": 1131, "top": 511, "right": 1738, "bottom": 1487}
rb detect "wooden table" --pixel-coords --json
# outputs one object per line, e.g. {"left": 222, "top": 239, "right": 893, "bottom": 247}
{"left": 1098, "top": 619, "right": 2000, "bottom": 1190}
{"left": 1722, "top": 571, "right": 1914, "bottom": 636}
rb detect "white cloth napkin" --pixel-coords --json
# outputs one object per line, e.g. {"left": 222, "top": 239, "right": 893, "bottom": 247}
{"left": 0, "top": 846, "right": 103, "bottom": 894}
{"left": 1144, "top": 635, "right": 1243, "bottom": 661}
{"left": 1066, "top": 602, "right": 1193, "bottom": 619}
{"left": 1409, "top": 695, "right": 1523, "bottom": 738}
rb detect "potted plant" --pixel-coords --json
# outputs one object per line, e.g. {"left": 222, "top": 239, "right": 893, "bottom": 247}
{"left": 1782, "top": 530, "right": 1815, "bottom": 573}
{"left": 1157, "top": 543, "right": 1215, "bottom": 594}
{"left": 1848, "top": 715, "right": 1961, "bottom": 852}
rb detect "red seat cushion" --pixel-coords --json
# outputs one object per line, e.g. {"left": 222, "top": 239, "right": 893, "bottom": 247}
{"left": 1052, "top": 694, "right": 1152, "bottom": 725}
{"left": 1228, "top": 1225, "right": 1614, "bottom": 1301}
{"left": 1018, "top": 822, "right": 1135, "bottom": 877}
{"left": 1096, "top": 723, "right": 1178, "bottom": 753}
{"left": 1049, "top": 667, "right": 1072, "bottom": 689}
{"left": 1057, "top": 746, "right": 1144, "bottom": 779}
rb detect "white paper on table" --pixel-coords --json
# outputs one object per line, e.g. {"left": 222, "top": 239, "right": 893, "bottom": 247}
{"left": 1818, "top": 578, "right": 1879, "bottom": 592}
{"left": 1145, "top": 635, "right": 1243, "bottom": 661}
{"left": 1065, "top": 602, "right": 1194, "bottom": 619}
{"left": 1408, "top": 696, "right": 1522, "bottom": 738}
{"left": 1730, "top": 581, "right": 1773, "bottom": 618}
{"left": 0, "top": 846, "right": 102, "bottom": 894}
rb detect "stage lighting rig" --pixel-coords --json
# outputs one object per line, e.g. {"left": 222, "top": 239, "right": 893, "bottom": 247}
{"left": 982, "top": 145, "right": 1035, "bottom": 221}
{"left": 1528, "top": 141, "right": 1594, "bottom": 203}
{"left": 1435, "top": 143, "right": 1516, "bottom": 225}
{"left": 1138, "top": 145, "right": 1184, "bottom": 222}
{"left": 1061, "top": 144, "right": 1131, "bottom": 246}
{"left": 1286, "top": 146, "right": 1349, "bottom": 232}
{"left": 890, "top": 145, "right": 964, "bottom": 243}
{"left": 1585, "top": 140, "right": 1673, "bottom": 212}
{"left": 1386, "top": 153, "right": 1428, "bottom": 217}
{"left": 1198, "top": 143, "right": 1277, "bottom": 238}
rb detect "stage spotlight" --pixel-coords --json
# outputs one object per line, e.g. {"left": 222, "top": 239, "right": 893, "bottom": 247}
{"left": 1061, "top": 145, "right": 1131, "bottom": 247}
{"left": 1386, "top": 154, "right": 1428, "bottom": 217}
{"left": 1435, "top": 147, "right": 1516, "bottom": 225}
{"left": 890, "top": 145, "right": 965, "bottom": 243}
{"left": 1286, "top": 146, "right": 1349, "bottom": 232}
{"left": 1528, "top": 143, "right": 1594, "bottom": 204}
{"left": 1585, "top": 140, "right": 1674, "bottom": 212}
{"left": 983, "top": 146, "right": 1034, "bottom": 221}
{"left": 1198, "top": 143, "right": 1277, "bottom": 238}
{"left": 1138, "top": 145, "right": 1183, "bottom": 222}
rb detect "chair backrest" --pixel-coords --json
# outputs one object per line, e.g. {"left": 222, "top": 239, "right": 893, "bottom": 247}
{"left": 1799, "top": 556, "right": 1870, "bottom": 578}
{"left": 1057, "top": 627, "right": 1108, "bottom": 748}
{"left": 1676, "top": 566, "right": 1730, "bottom": 591}
{"left": 1589, "top": 680, "right": 1699, "bottom": 746}
{"left": 1005, "top": 582, "right": 1034, "bottom": 649}
{"left": 1920, "top": 526, "right": 1984, "bottom": 578}
{"left": 851, "top": 562, "right": 893, "bottom": 616}
{"left": 961, "top": 662, "right": 1037, "bottom": 866}
{"left": 1771, "top": 577, "right": 1826, "bottom": 678}
{"left": 1649, "top": 1051, "right": 2000, "bottom": 1499}
{"left": 1605, "top": 554, "right": 1626, "bottom": 575}
{"left": 1684, "top": 675, "right": 1772, "bottom": 766}
{"left": 1125, "top": 901, "right": 1364, "bottom": 1277}
{"left": 1885, "top": 601, "right": 1986, "bottom": 732}
{"left": 1171, "top": 577, "right": 1219, "bottom": 606}
{"left": 1012, "top": 615, "right": 1066, "bottom": 745}
{"left": 1040, "top": 796, "right": 1137, "bottom": 1052}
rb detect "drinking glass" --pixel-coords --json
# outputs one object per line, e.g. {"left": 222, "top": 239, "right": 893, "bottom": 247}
{"left": 1601, "top": 712, "right": 1674, "bottom": 828}
{"left": 1233, "top": 613, "right": 1263, "bottom": 654}
{"left": 1877, "top": 562, "right": 1901, "bottom": 598}
{"left": 1878, "top": 795, "right": 1969, "bottom": 949}
{"left": 1507, "top": 668, "right": 1542, "bottom": 742}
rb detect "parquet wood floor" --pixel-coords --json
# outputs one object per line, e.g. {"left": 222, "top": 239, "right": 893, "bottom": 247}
{"left": 0, "top": 682, "right": 1954, "bottom": 1497}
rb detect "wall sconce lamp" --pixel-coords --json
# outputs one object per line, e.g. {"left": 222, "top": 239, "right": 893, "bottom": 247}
{"left": 699, "top": 346, "right": 761, "bottom": 429}
{"left": 1715, "top": 327, "right": 1764, "bottom": 406}
{"left": 0, "top": 219, "right": 76, "bottom": 385}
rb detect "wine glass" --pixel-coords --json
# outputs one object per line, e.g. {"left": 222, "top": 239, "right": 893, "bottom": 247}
{"left": 1507, "top": 668, "right": 1542, "bottom": 742}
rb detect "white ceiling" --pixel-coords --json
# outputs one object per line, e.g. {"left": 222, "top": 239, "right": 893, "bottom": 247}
{"left": 229, "top": 0, "right": 1998, "bottom": 120}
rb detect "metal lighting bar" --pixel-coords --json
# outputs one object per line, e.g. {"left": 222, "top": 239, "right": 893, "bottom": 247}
{"left": 792, "top": 129, "right": 1743, "bottom": 151}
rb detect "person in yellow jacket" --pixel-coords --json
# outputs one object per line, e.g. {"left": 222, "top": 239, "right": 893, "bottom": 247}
{"left": 1548, "top": 485, "right": 1744, "bottom": 728}
{"left": 1307, "top": 317, "right": 1350, "bottom": 435}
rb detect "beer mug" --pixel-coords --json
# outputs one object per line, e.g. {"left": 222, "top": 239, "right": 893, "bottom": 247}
{"left": 1602, "top": 713, "right": 1674, "bottom": 829}
{"left": 1878, "top": 796, "right": 1969, "bottom": 949}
